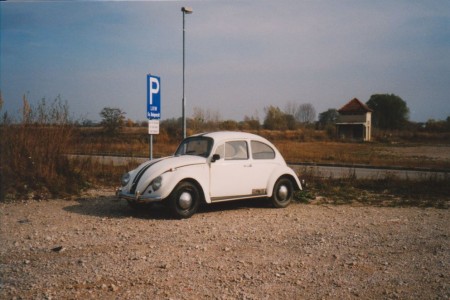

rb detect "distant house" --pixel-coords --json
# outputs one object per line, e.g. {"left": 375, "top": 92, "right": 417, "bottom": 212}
{"left": 336, "top": 98, "right": 372, "bottom": 141}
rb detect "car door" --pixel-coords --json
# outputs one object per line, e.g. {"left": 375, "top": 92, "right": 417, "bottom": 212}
{"left": 210, "top": 140, "right": 255, "bottom": 200}
{"left": 245, "top": 140, "right": 278, "bottom": 195}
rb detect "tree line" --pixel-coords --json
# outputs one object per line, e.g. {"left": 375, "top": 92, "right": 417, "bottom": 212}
{"left": 97, "top": 93, "right": 450, "bottom": 135}
{"left": 2, "top": 92, "right": 448, "bottom": 135}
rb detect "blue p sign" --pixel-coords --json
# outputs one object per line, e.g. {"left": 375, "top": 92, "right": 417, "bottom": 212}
{"left": 147, "top": 74, "right": 161, "bottom": 120}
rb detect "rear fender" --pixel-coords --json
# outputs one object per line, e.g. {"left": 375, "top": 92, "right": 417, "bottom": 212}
{"left": 266, "top": 166, "right": 302, "bottom": 197}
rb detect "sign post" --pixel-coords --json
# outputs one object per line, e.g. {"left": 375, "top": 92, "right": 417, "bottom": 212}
{"left": 147, "top": 74, "right": 161, "bottom": 160}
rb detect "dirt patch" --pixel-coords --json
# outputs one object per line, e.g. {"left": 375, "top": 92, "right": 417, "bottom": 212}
{"left": 1, "top": 189, "right": 448, "bottom": 299}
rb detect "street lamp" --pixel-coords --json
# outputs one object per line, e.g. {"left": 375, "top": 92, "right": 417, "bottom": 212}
{"left": 182, "top": 6, "right": 193, "bottom": 139}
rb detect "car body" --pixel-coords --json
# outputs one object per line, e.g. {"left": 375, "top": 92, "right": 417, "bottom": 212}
{"left": 117, "top": 131, "right": 302, "bottom": 218}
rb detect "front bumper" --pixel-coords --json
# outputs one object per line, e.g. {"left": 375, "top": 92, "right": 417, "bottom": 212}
{"left": 116, "top": 188, "right": 163, "bottom": 203}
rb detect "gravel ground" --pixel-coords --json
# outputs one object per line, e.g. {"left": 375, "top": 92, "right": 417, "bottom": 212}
{"left": 1, "top": 188, "right": 449, "bottom": 299}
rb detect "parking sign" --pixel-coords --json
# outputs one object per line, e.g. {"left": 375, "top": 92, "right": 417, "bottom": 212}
{"left": 147, "top": 74, "right": 161, "bottom": 120}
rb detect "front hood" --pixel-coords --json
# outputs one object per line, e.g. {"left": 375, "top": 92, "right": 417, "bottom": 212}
{"left": 128, "top": 155, "right": 207, "bottom": 194}
{"left": 144, "top": 155, "right": 207, "bottom": 175}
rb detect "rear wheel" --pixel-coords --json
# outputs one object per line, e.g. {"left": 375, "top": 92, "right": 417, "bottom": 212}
{"left": 271, "top": 177, "right": 293, "bottom": 208}
{"left": 168, "top": 182, "right": 200, "bottom": 219}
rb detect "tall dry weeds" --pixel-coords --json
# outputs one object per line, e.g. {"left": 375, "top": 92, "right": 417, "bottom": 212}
{"left": 0, "top": 96, "right": 83, "bottom": 200}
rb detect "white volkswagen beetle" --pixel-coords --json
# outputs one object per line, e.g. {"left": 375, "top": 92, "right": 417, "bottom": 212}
{"left": 117, "top": 131, "right": 302, "bottom": 218}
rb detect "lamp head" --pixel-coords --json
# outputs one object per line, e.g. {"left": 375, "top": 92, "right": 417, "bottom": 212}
{"left": 182, "top": 6, "right": 193, "bottom": 14}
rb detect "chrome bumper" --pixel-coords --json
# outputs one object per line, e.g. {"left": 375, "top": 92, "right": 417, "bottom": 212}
{"left": 116, "top": 188, "right": 163, "bottom": 203}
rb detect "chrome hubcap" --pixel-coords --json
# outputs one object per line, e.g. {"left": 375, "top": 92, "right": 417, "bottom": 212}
{"left": 178, "top": 192, "right": 193, "bottom": 209}
{"left": 278, "top": 185, "right": 288, "bottom": 200}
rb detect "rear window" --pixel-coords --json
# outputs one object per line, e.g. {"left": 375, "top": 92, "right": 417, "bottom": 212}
{"left": 251, "top": 140, "right": 275, "bottom": 159}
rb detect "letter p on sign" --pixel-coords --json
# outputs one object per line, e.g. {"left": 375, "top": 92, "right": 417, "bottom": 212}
{"left": 147, "top": 74, "right": 161, "bottom": 120}
{"left": 149, "top": 77, "right": 159, "bottom": 105}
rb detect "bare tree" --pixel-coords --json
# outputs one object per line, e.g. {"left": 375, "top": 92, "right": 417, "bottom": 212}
{"left": 284, "top": 101, "right": 299, "bottom": 118}
{"left": 297, "top": 103, "right": 316, "bottom": 124}
{"left": 192, "top": 106, "right": 205, "bottom": 123}
{"left": 192, "top": 106, "right": 221, "bottom": 124}
{"left": 191, "top": 106, "right": 222, "bottom": 132}
{"left": 284, "top": 102, "right": 316, "bottom": 124}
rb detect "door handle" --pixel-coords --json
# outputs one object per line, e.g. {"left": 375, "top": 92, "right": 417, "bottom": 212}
{"left": 244, "top": 164, "right": 252, "bottom": 167}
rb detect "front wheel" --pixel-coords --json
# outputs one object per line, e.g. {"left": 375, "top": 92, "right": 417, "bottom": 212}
{"left": 271, "top": 177, "right": 294, "bottom": 208}
{"left": 168, "top": 182, "right": 200, "bottom": 219}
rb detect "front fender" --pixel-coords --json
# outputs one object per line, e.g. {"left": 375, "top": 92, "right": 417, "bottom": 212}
{"left": 149, "top": 164, "right": 210, "bottom": 201}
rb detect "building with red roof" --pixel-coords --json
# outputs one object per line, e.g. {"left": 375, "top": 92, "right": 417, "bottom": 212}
{"left": 336, "top": 98, "right": 372, "bottom": 141}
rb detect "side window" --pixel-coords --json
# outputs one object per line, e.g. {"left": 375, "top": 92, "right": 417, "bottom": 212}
{"left": 223, "top": 141, "right": 248, "bottom": 160}
{"left": 251, "top": 140, "right": 275, "bottom": 159}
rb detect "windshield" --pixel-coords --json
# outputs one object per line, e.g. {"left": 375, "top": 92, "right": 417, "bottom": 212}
{"left": 174, "top": 137, "right": 213, "bottom": 158}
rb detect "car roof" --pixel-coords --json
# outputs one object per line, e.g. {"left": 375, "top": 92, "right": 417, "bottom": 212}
{"left": 190, "top": 131, "right": 283, "bottom": 160}
{"left": 192, "top": 132, "right": 279, "bottom": 149}
{"left": 193, "top": 131, "right": 266, "bottom": 142}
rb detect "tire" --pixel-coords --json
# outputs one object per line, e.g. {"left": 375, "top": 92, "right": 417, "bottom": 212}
{"left": 168, "top": 181, "right": 200, "bottom": 219}
{"left": 271, "top": 177, "right": 293, "bottom": 208}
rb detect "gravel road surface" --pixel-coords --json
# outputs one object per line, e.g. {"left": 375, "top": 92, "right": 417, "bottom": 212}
{"left": 1, "top": 189, "right": 448, "bottom": 299}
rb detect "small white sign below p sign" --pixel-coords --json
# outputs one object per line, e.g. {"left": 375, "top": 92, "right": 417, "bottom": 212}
{"left": 148, "top": 119, "right": 160, "bottom": 135}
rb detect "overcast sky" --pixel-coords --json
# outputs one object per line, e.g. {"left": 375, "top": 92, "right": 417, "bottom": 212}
{"left": 1, "top": 0, "right": 449, "bottom": 123}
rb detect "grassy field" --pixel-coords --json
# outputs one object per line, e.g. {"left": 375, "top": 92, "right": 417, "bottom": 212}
{"left": 2, "top": 125, "right": 449, "bottom": 203}
{"left": 71, "top": 127, "right": 450, "bottom": 170}
{"left": 277, "top": 141, "right": 450, "bottom": 169}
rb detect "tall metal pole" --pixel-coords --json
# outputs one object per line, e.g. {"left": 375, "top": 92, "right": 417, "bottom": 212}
{"left": 181, "top": 7, "right": 192, "bottom": 139}
{"left": 182, "top": 11, "right": 186, "bottom": 139}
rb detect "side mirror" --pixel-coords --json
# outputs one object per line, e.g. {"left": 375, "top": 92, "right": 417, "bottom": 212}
{"left": 211, "top": 154, "right": 221, "bottom": 163}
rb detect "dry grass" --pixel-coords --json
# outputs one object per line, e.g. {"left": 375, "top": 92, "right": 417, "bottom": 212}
{"left": 70, "top": 128, "right": 450, "bottom": 170}
{"left": 72, "top": 127, "right": 178, "bottom": 157}
{"left": 275, "top": 141, "right": 450, "bottom": 169}
{"left": 295, "top": 174, "right": 450, "bottom": 209}
{"left": 1, "top": 97, "right": 84, "bottom": 200}
{"left": 1, "top": 125, "right": 83, "bottom": 200}
{"left": 2, "top": 120, "right": 449, "bottom": 202}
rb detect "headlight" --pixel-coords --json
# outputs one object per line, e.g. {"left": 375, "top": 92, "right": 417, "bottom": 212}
{"left": 121, "top": 173, "right": 131, "bottom": 186}
{"left": 151, "top": 176, "right": 162, "bottom": 191}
